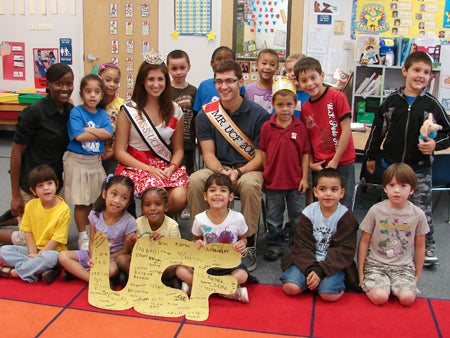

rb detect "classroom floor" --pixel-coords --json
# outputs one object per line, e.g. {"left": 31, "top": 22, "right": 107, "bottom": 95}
{"left": 1, "top": 130, "right": 449, "bottom": 337}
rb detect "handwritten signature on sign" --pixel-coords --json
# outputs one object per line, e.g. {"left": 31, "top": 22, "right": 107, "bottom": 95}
{"left": 88, "top": 233, "right": 241, "bottom": 321}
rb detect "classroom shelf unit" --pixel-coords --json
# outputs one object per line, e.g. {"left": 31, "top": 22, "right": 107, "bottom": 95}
{"left": 351, "top": 64, "right": 440, "bottom": 125}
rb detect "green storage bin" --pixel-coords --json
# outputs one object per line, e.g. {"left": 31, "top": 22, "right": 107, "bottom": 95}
{"left": 18, "top": 94, "right": 46, "bottom": 104}
{"left": 357, "top": 112, "right": 375, "bottom": 124}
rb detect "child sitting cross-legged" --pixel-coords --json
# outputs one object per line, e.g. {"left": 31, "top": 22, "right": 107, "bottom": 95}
{"left": 0, "top": 165, "right": 70, "bottom": 284}
{"left": 175, "top": 173, "right": 250, "bottom": 302}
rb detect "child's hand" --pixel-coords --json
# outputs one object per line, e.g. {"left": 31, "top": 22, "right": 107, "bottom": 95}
{"left": 195, "top": 239, "right": 207, "bottom": 248}
{"left": 325, "top": 159, "right": 338, "bottom": 169}
{"left": 148, "top": 232, "right": 161, "bottom": 241}
{"left": 87, "top": 258, "right": 94, "bottom": 268}
{"left": 27, "top": 253, "right": 39, "bottom": 258}
{"left": 359, "top": 272, "right": 365, "bottom": 286}
{"left": 366, "top": 160, "right": 376, "bottom": 174}
{"left": 298, "top": 178, "right": 308, "bottom": 193}
{"left": 124, "top": 233, "right": 138, "bottom": 251}
{"left": 306, "top": 271, "right": 321, "bottom": 290}
{"left": 310, "top": 161, "right": 325, "bottom": 172}
{"left": 417, "top": 136, "right": 436, "bottom": 155}
{"left": 233, "top": 239, "right": 246, "bottom": 253}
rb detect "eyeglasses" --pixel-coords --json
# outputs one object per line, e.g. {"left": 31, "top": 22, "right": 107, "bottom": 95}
{"left": 214, "top": 78, "right": 239, "bottom": 86}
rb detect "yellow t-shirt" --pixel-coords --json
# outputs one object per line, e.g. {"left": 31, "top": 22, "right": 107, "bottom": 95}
{"left": 19, "top": 196, "right": 71, "bottom": 251}
{"left": 136, "top": 215, "right": 180, "bottom": 238}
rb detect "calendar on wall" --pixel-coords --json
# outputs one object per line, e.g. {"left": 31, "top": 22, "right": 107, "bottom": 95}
{"left": 174, "top": 0, "right": 212, "bottom": 35}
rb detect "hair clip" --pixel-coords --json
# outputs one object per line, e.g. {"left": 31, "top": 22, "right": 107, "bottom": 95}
{"left": 101, "top": 174, "right": 114, "bottom": 190}
{"left": 142, "top": 50, "right": 166, "bottom": 65}
{"left": 99, "top": 63, "right": 119, "bottom": 71}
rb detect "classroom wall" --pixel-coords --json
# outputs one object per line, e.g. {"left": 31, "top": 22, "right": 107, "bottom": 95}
{"left": 0, "top": 1, "right": 84, "bottom": 96}
{"left": 158, "top": 1, "right": 223, "bottom": 87}
{"left": 301, "top": 1, "right": 355, "bottom": 80}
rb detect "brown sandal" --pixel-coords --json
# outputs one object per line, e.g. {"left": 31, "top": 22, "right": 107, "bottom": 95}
{"left": 0, "top": 266, "right": 13, "bottom": 278}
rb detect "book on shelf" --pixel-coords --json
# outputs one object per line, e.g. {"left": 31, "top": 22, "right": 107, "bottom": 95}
{"left": 362, "top": 75, "right": 382, "bottom": 96}
{"left": 394, "top": 37, "right": 413, "bottom": 67}
{"left": 356, "top": 72, "right": 377, "bottom": 94}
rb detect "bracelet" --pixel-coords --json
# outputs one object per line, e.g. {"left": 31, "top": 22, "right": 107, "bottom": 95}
{"left": 168, "top": 162, "right": 178, "bottom": 169}
{"left": 235, "top": 168, "right": 243, "bottom": 179}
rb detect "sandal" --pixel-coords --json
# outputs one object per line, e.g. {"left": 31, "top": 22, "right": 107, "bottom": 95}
{"left": 0, "top": 266, "right": 13, "bottom": 278}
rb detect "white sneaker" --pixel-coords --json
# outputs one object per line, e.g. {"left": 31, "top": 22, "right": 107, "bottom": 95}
{"left": 78, "top": 234, "right": 89, "bottom": 250}
{"left": 181, "top": 282, "right": 191, "bottom": 296}
{"left": 180, "top": 207, "right": 190, "bottom": 220}
{"left": 221, "top": 286, "right": 249, "bottom": 303}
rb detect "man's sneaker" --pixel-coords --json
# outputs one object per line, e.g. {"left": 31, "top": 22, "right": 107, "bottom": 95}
{"left": 242, "top": 246, "right": 257, "bottom": 272}
{"left": 424, "top": 250, "right": 439, "bottom": 266}
{"left": 42, "top": 266, "right": 62, "bottom": 284}
{"left": 78, "top": 233, "right": 89, "bottom": 250}
{"left": 221, "top": 286, "right": 249, "bottom": 303}
{"left": 181, "top": 282, "right": 191, "bottom": 296}
{"left": 180, "top": 206, "right": 190, "bottom": 220}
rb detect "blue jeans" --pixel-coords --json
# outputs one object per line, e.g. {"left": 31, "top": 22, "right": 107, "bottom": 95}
{"left": 0, "top": 245, "right": 59, "bottom": 283}
{"left": 280, "top": 264, "right": 345, "bottom": 295}
{"left": 312, "top": 163, "right": 355, "bottom": 210}
{"left": 265, "top": 189, "right": 305, "bottom": 252}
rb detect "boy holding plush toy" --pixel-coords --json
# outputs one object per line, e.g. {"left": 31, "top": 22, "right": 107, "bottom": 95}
{"left": 364, "top": 51, "right": 450, "bottom": 266}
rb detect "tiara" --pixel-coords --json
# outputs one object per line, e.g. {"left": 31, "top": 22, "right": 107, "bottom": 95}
{"left": 142, "top": 50, "right": 165, "bottom": 65}
{"left": 272, "top": 77, "right": 296, "bottom": 95}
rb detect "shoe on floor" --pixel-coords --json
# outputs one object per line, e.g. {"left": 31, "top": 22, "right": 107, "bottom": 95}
{"left": 0, "top": 209, "right": 18, "bottom": 227}
{"left": 263, "top": 250, "right": 283, "bottom": 261}
{"left": 63, "top": 270, "right": 76, "bottom": 281}
{"left": 242, "top": 246, "right": 257, "bottom": 272}
{"left": 42, "top": 266, "right": 62, "bottom": 284}
{"left": 180, "top": 207, "right": 190, "bottom": 220}
{"left": 78, "top": 233, "right": 89, "bottom": 250}
{"left": 424, "top": 249, "right": 439, "bottom": 266}
{"left": 221, "top": 286, "right": 249, "bottom": 303}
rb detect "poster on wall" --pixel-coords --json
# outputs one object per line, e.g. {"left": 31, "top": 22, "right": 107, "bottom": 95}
{"left": 350, "top": 0, "right": 449, "bottom": 39}
{"left": 2, "top": 42, "right": 26, "bottom": 80}
{"left": 33, "top": 48, "right": 58, "bottom": 88}
{"left": 234, "top": 0, "right": 290, "bottom": 59}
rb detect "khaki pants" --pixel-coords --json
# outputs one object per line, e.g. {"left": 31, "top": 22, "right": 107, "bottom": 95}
{"left": 187, "top": 168, "right": 263, "bottom": 237}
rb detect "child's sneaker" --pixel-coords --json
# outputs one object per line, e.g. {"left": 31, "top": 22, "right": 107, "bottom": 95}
{"left": 78, "top": 233, "right": 89, "bottom": 250}
{"left": 42, "top": 266, "right": 62, "bottom": 284}
{"left": 424, "top": 249, "right": 439, "bottom": 266}
{"left": 221, "top": 286, "right": 249, "bottom": 303}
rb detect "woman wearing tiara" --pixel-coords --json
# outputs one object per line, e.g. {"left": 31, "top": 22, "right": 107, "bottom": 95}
{"left": 114, "top": 51, "right": 188, "bottom": 215}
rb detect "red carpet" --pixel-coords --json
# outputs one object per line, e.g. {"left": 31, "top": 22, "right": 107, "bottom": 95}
{"left": 0, "top": 275, "right": 447, "bottom": 337}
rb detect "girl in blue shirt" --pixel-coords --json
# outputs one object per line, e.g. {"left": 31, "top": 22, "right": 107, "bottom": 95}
{"left": 64, "top": 74, "right": 113, "bottom": 250}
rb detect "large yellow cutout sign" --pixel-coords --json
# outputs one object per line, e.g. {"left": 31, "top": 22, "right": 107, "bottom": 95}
{"left": 88, "top": 232, "right": 241, "bottom": 321}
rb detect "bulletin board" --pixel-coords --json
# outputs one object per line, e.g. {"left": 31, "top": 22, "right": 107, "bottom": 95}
{"left": 351, "top": 0, "right": 450, "bottom": 39}
{"left": 83, "top": 1, "right": 158, "bottom": 100}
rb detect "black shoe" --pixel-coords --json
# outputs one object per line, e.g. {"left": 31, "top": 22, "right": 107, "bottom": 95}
{"left": 63, "top": 270, "right": 76, "bottom": 281}
{"left": 263, "top": 250, "right": 283, "bottom": 261}
{"left": 42, "top": 266, "right": 62, "bottom": 284}
{"left": 0, "top": 209, "right": 17, "bottom": 227}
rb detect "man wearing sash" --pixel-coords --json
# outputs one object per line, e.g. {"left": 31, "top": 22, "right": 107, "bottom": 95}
{"left": 187, "top": 60, "right": 269, "bottom": 272}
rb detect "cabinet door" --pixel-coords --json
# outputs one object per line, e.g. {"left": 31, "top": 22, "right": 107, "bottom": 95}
{"left": 83, "top": 1, "right": 159, "bottom": 100}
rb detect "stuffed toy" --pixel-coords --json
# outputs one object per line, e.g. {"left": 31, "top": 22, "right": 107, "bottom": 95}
{"left": 419, "top": 113, "right": 442, "bottom": 143}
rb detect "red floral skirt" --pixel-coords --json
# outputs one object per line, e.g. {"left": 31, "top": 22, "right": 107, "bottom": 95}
{"left": 115, "top": 146, "right": 188, "bottom": 196}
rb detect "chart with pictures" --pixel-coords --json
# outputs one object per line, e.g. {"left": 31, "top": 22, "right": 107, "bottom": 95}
{"left": 351, "top": 0, "right": 450, "bottom": 39}
{"left": 174, "top": 0, "right": 212, "bottom": 35}
{"left": 84, "top": 2, "right": 157, "bottom": 101}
